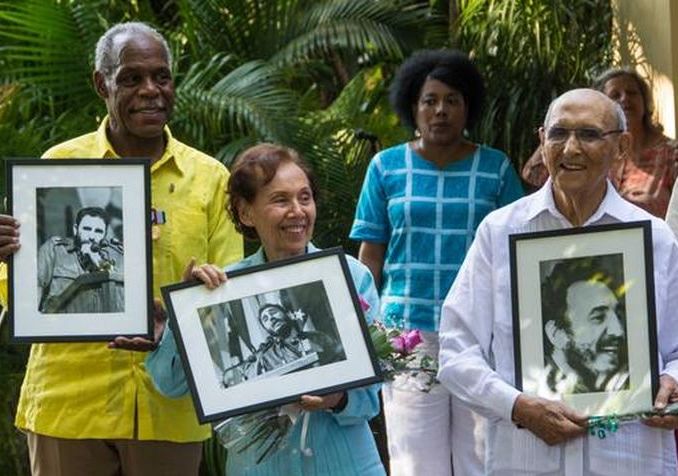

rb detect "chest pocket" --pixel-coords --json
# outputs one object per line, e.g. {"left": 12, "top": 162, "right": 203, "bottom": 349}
{"left": 587, "top": 424, "right": 665, "bottom": 475}
{"left": 154, "top": 206, "right": 208, "bottom": 284}
{"left": 487, "top": 420, "right": 561, "bottom": 474}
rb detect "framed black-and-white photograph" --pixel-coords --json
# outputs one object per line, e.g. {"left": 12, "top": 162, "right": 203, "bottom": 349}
{"left": 7, "top": 159, "right": 153, "bottom": 342}
{"left": 509, "top": 221, "right": 658, "bottom": 416}
{"left": 162, "top": 248, "right": 382, "bottom": 423}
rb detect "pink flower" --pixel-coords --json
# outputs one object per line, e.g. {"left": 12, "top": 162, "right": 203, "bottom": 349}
{"left": 390, "top": 335, "right": 406, "bottom": 353}
{"left": 403, "top": 330, "right": 423, "bottom": 352}
{"left": 390, "top": 330, "right": 423, "bottom": 354}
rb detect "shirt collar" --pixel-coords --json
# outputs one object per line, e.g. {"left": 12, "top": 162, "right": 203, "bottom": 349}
{"left": 93, "top": 118, "right": 117, "bottom": 158}
{"left": 254, "top": 242, "right": 318, "bottom": 263}
{"left": 153, "top": 127, "right": 185, "bottom": 176}
{"left": 590, "top": 181, "right": 633, "bottom": 223}
{"left": 94, "top": 116, "right": 184, "bottom": 175}
{"left": 525, "top": 178, "right": 629, "bottom": 225}
{"left": 249, "top": 247, "right": 267, "bottom": 264}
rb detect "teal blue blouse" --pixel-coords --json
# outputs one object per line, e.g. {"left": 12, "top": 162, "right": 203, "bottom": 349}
{"left": 350, "top": 143, "right": 524, "bottom": 332}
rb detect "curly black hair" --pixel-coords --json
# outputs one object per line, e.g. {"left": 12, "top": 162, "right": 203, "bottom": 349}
{"left": 389, "top": 49, "right": 485, "bottom": 131}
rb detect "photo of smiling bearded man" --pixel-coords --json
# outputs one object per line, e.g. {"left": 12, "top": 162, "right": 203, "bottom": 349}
{"left": 540, "top": 253, "right": 629, "bottom": 395}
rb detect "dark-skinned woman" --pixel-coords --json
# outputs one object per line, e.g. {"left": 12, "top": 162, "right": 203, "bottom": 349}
{"left": 350, "top": 49, "right": 524, "bottom": 476}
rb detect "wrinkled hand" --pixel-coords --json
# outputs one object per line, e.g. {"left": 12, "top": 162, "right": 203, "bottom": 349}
{"left": 108, "top": 299, "right": 167, "bottom": 351}
{"left": 299, "top": 392, "right": 346, "bottom": 412}
{"left": 511, "top": 394, "right": 588, "bottom": 445}
{"left": 644, "top": 374, "right": 678, "bottom": 430}
{"left": 0, "top": 214, "right": 20, "bottom": 261}
{"left": 182, "top": 257, "right": 227, "bottom": 289}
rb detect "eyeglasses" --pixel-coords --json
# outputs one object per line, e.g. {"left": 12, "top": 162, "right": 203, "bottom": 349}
{"left": 544, "top": 127, "right": 624, "bottom": 144}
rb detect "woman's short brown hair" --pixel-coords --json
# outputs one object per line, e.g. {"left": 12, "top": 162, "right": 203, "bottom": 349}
{"left": 227, "top": 143, "right": 319, "bottom": 240}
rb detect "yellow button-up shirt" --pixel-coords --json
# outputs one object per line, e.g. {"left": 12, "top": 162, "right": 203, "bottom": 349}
{"left": 14, "top": 118, "right": 243, "bottom": 442}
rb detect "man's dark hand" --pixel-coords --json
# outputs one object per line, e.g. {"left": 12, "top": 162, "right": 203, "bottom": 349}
{"left": 0, "top": 214, "right": 20, "bottom": 261}
{"left": 511, "top": 394, "right": 588, "bottom": 445}
{"left": 108, "top": 298, "right": 167, "bottom": 351}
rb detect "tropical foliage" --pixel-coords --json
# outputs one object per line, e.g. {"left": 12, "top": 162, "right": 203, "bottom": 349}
{"left": 0, "top": 1, "right": 614, "bottom": 474}
{"left": 0, "top": 322, "right": 28, "bottom": 476}
{"left": 0, "top": 0, "right": 443, "bottom": 250}
{"left": 453, "top": 0, "right": 615, "bottom": 165}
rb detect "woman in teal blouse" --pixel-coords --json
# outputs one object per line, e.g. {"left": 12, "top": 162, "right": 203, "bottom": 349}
{"left": 145, "top": 143, "right": 385, "bottom": 476}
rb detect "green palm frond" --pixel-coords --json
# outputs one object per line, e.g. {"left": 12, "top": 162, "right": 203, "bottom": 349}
{"left": 176, "top": 0, "right": 439, "bottom": 66}
{"left": 215, "top": 134, "right": 260, "bottom": 166}
{"left": 70, "top": 2, "right": 107, "bottom": 54}
{"left": 455, "top": 0, "right": 613, "bottom": 166}
{"left": 173, "top": 0, "right": 237, "bottom": 59}
{"left": 0, "top": 0, "right": 98, "bottom": 107}
{"left": 174, "top": 0, "right": 301, "bottom": 60}
{"left": 272, "top": 0, "right": 437, "bottom": 66}
{"left": 172, "top": 55, "right": 297, "bottom": 157}
{"left": 290, "top": 66, "right": 408, "bottom": 250}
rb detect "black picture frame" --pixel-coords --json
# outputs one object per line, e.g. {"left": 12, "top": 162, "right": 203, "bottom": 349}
{"left": 162, "top": 247, "right": 382, "bottom": 423}
{"left": 7, "top": 158, "right": 153, "bottom": 342}
{"left": 509, "top": 221, "right": 658, "bottom": 416}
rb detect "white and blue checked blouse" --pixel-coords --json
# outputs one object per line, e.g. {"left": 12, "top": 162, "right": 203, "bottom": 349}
{"left": 350, "top": 142, "right": 523, "bottom": 331}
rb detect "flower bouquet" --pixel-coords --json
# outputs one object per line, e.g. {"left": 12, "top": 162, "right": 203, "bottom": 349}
{"left": 369, "top": 321, "right": 438, "bottom": 391}
{"left": 214, "top": 321, "right": 437, "bottom": 464}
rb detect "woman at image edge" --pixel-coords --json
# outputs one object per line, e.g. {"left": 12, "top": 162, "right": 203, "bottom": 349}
{"left": 146, "top": 144, "right": 385, "bottom": 476}
{"left": 350, "top": 49, "right": 523, "bottom": 476}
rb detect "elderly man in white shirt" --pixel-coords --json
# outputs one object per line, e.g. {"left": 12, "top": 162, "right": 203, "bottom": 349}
{"left": 438, "top": 88, "right": 678, "bottom": 476}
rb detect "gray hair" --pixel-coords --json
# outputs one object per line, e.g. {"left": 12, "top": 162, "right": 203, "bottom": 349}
{"left": 543, "top": 90, "right": 627, "bottom": 131}
{"left": 94, "top": 22, "right": 172, "bottom": 82}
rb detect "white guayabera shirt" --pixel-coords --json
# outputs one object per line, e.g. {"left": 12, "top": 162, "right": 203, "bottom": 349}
{"left": 438, "top": 179, "right": 678, "bottom": 476}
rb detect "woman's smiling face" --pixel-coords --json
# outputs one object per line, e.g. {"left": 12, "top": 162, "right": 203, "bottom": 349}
{"left": 239, "top": 161, "right": 316, "bottom": 261}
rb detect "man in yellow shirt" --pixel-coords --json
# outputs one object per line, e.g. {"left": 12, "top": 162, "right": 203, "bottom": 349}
{"left": 0, "top": 22, "right": 242, "bottom": 476}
